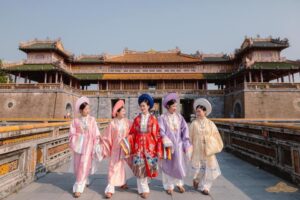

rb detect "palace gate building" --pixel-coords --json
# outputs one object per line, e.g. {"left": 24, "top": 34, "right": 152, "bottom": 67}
{"left": 1, "top": 36, "right": 300, "bottom": 121}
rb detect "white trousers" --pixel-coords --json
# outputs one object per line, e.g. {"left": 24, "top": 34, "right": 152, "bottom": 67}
{"left": 193, "top": 168, "right": 213, "bottom": 191}
{"left": 137, "top": 177, "right": 150, "bottom": 194}
{"left": 73, "top": 177, "right": 90, "bottom": 193}
{"left": 162, "top": 172, "right": 184, "bottom": 190}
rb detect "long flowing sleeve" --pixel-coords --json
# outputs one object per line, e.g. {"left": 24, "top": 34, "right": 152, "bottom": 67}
{"left": 91, "top": 118, "right": 103, "bottom": 172}
{"left": 210, "top": 121, "right": 224, "bottom": 151}
{"left": 93, "top": 118, "right": 101, "bottom": 144}
{"left": 152, "top": 118, "right": 163, "bottom": 158}
{"left": 100, "top": 122, "right": 113, "bottom": 158}
{"left": 180, "top": 115, "right": 192, "bottom": 153}
{"left": 158, "top": 116, "right": 166, "bottom": 138}
{"left": 158, "top": 116, "right": 173, "bottom": 148}
{"left": 189, "top": 121, "right": 196, "bottom": 158}
{"left": 127, "top": 118, "right": 138, "bottom": 153}
{"left": 69, "top": 119, "right": 78, "bottom": 152}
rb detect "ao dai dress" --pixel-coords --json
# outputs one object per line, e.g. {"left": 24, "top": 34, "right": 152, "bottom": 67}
{"left": 189, "top": 117, "right": 223, "bottom": 191}
{"left": 158, "top": 112, "right": 192, "bottom": 190}
{"left": 101, "top": 118, "right": 131, "bottom": 194}
{"left": 69, "top": 115, "right": 100, "bottom": 193}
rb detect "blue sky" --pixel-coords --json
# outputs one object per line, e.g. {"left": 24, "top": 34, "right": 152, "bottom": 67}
{"left": 1, "top": 0, "right": 299, "bottom": 61}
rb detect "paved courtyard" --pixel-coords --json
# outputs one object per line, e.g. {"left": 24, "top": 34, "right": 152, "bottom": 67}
{"left": 5, "top": 152, "right": 300, "bottom": 200}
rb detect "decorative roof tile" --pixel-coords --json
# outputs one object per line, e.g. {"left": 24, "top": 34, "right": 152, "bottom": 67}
{"left": 105, "top": 49, "right": 200, "bottom": 63}
{"left": 19, "top": 39, "right": 72, "bottom": 58}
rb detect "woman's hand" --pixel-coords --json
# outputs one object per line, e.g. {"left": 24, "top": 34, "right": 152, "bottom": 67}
{"left": 185, "top": 146, "right": 193, "bottom": 161}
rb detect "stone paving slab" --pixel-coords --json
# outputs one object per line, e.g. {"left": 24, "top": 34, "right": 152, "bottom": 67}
{"left": 5, "top": 152, "right": 300, "bottom": 200}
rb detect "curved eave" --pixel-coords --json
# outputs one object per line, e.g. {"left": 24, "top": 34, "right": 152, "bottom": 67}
{"left": 235, "top": 45, "right": 289, "bottom": 57}
{"left": 19, "top": 47, "right": 71, "bottom": 59}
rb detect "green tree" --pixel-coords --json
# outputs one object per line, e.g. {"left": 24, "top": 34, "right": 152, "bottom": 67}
{"left": 0, "top": 59, "right": 8, "bottom": 83}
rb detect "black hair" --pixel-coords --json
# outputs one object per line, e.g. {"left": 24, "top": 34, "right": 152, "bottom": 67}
{"left": 166, "top": 99, "right": 176, "bottom": 108}
{"left": 79, "top": 102, "right": 89, "bottom": 111}
{"left": 196, "top": 105, "right": 207, "bottom": 112}
{"left": 139, "top": 99, "right": 150, "bottom": 106}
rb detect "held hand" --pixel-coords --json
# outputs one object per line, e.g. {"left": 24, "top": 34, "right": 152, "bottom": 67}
{"left": 162, "top": 137, "right": 173, "bottom": 148}
{"left": 185, "top": 146, "right": 193, "bottom": 161}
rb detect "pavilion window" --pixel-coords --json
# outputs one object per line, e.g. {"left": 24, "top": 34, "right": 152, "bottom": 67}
{"left": 185, "top": 81, "right": 195, "bottom": 90}
{"left": 254, "top": 74, "right": 258, "bottom": 82}
{"left": 108, "top": 81, "right": 121, "bottom": 90}
{"left": 148, "top": 82, "right": 157, "bottom": 90}
{"left": 123, "top": 81, "right": 139, "bottom": 90}
{"left": 156, "top": 81, "right": 163, "bottom": 90}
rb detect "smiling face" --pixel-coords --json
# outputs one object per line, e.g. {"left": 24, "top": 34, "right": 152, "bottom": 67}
{"left": 139, "top": 101, "right": 150, "bottom": 114}
{"left": 80, "top": 104, "right": 90, "bottom": 116}
{"left": 116, "top": 107, "right": 126, "bottom": 119}
{"left": 196, "top": 105, "right": 206, "bottom": 118}
{"left": 167, "top": 102, "right": 177, "bottom": 114}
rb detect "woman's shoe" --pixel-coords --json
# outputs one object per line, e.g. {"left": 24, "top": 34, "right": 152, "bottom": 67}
{"left": 193, "top": 179, "right": 199, "bottom": 190}
{"left": 166, "top": 189, "right": 173, "bottom": 195}
{"left": 177, "top": 186, "right": 185, "bottom": 193}
{"left": 140, "top": 192, "right": 149, "bottom": 199}
{"left": 201, "top": 189, "right": 209, "bottom": 195}
{"left": 120, "top": 184, "right": 129, "bottom": 189}
{"left": 105, "top": 192, "right": 113, "bottom": 199}
{"left": 73, "top": 192, "right": 81, "bottom": 198}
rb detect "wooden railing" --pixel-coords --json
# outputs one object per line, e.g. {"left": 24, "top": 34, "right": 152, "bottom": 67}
{"left": 0, "top": 83, "right": 82, "bottom": 95}
{"left": 71, "top": 65, "right": 233, "bottom": 74}
{"left": 0, "top": 83, "right": 225, "bottom": 96}
{"left": 0, "top": 83, "right": 62, "bottom": 90}
{"left": 246, "top": 82, "right": 300, "bottom": 90}
{"left": 81, "top": 89, "right": 225, "bottom": 96}
{"left": 0, "top": 119, "right": 110, "bottom": 199}
{"left": 0, "top": 118, "right": 70, "bottom": 123}
{"left": 213, "top": 118, "right": 300, "bottom": 186}
{"left": 7, "top": 82, "right": 299, "bottom": 96}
